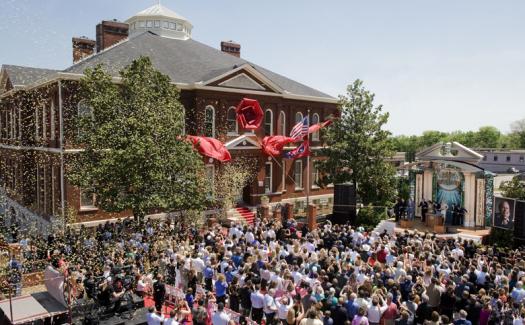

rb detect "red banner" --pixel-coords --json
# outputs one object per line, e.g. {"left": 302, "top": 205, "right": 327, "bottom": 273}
{"left": 187, "top": 136, "right": 231, "bottom": 162}
{"left": 261, "top": 136, "right": 296, "bottom": 157}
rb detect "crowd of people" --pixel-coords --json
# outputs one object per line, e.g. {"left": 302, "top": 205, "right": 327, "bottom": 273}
{"left": 3, "top": 212, "right": 525, "bottom": 325}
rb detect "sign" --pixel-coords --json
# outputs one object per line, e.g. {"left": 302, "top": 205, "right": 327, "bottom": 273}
{"left": 493, "top": 197, "right": 515, "bottom": 230}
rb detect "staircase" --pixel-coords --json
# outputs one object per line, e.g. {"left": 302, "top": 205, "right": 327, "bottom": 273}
{"left": 227, "top": 207, "right": 256, "bottom": 225}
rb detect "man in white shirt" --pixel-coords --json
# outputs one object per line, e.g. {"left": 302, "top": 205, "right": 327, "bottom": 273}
{"left": 251, "top": 284, "right": 265, "bottom": 322}
{"left": 212, "top": 302, "right": 231, "bottom": 325}
{"left": 146, "top": 307, "right": 165, "bottom": 325}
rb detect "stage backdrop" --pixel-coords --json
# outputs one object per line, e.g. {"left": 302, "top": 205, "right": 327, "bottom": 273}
{"left": 515, "top": 200, "right": 525, "bottom": 239}
{"left": 435, "top": 167, "right": 463, "bottom": 223}
{"left": 493, "top": 197, "right": 515, "bottom": 230}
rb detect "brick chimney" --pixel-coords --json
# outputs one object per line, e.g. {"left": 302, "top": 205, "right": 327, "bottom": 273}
{"left": 96, "top": 20, "right": 129, "bottom": 52}
{"left": 221, "top": 41, "right": 241, "bottom": 58}
{"left": 72, "top": 37, "right": 96, "bottom": 63}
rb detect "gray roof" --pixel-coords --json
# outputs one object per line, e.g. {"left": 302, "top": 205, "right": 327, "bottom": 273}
{"left": 1, "top": 64, "right": 59, "bottom": 87}
{"left": 65, "top": 31, "right": 333, "bottom": 99}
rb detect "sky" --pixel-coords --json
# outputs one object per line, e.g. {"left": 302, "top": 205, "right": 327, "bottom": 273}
{"left": 1, "top": 0, "right": 524, "bottom": 135}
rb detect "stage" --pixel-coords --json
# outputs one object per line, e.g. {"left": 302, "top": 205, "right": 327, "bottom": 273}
{"left": 393, "top": 219, "right": 490, "bottom": 243}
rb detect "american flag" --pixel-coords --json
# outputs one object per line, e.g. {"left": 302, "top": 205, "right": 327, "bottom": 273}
{"left": 290, "top": 116, "right": 309, "bottom": 140}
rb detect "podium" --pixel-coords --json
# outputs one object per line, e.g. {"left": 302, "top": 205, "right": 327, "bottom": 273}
{"left": 426, "top": 214, "right": 445, "bottom": 233}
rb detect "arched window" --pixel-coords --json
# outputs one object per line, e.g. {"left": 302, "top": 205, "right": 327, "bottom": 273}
{"left": 227, "top": 107, "right": 238, "bottom": 135}
{"left": 279, "top": 111, "right": 286, "bottom": 136}
{"left": 77, "top": 99, "right": 93, "bottom": 118}
{"left": 77, "top": 99, "right": 93, "bottom": 138}
{"left": 312, "top": 113, "right": 320, "bottom": 141}
{"left": 295, "top": 112, "right": 303, "bottom": 124}
{"left": 264, "top": 109, "right": 273, "bottom": 136}
{"left": 204, "top": 105, "right": 215, "bottom": 138}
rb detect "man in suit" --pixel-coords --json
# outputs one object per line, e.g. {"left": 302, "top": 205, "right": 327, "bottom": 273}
{"left": 153, "top": 274, "right": 166, "bottom": 313}
{"left": 419, "top": 199, "right": 428, "bottom": 222}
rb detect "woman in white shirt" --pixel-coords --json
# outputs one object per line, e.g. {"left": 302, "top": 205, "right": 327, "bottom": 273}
{"left": 275, "top": 295, "right": 294, "bottom": 323}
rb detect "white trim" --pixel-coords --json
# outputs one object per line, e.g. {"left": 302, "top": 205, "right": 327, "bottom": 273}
{"left": 279, "top": 111, "right": 286, "bottom": 136}
{"left": 218, "top": 73, "right": 266, "bottom": 91}
{"left": 204, "top": 105, "right": 215, "bottom": 138}
{"left": 203, "top": 64, "right": 283, "bottom": 94}
{"left": 2, "top": 72, "right": 337, "bottom": 104}
{"left": 193, "top": 84, "right": 338, "bottom": 104}
{"left": 281, "top": 159, "right": 286, "bottom": 192}
{"left": 205, "top": 164, "right": 215, "bottom": 199}
{"left": 295, "top": 112, "right": 304, "bottom": 124}
{"left": 42, "top": 102, "right": 47, "bottom": 141}
{"left": 224, "top": 134, "right": 261, "bottom": 150}
{"left": 294, "top": 160, "right": 303, "bottom": 190}
{"left": 0, "top": 144, "right": 62, "bottom": 153}
{"left": 264, "top": 161, "right": 273, "bottom": 194}
{"left": 264, "top": 109, "right": 273, "bottom": 136}
{"left": 79, "top": 188, "right": 97, "bottom": 210}
{"left": 50, "top": 101, "right": 55, "bottom": 141}
{"left": 311, "top": 113, "right": 320, "bottom": 141}
{"left": 226, "top": 106, "right": 238, "bottom": 135}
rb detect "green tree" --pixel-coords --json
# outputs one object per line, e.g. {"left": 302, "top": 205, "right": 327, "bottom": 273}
{"left": 67, "top": 56, "right": 208, "bottom": 221}
{"left": 318, "top": 80, "right": 397, "bottom": 205}
{"left": 500, "top": 176, "right": 525, "bottom": 200}
{"left": 475, "top": 126, "right": 501, "bottom": 148}
{"left": 510, "top": 118, "right": 525, "bottom": 149}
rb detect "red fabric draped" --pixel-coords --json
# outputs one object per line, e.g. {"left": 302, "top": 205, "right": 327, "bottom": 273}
{"left": 308, "top": 119, "right": 333, "bottom": 134}
{"left": 236, "top": 98, "right": 263, "bottom": 130}
{"left": 261, "top": 136, "right": 296, "bottom": 157}
{"left": 187, "top": 136, "right": 231, "bottom": 162}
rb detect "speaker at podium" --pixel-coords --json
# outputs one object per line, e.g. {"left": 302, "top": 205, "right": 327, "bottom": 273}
{"left": 330, "top": 183, "right": 357, "bottom": 225}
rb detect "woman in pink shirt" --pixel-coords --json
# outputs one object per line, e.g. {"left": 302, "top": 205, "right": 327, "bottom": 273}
{"left": 352, "top": 306, "right": 369, "bottom": 325}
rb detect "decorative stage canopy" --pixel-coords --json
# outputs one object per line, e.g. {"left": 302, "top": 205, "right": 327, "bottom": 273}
{"left": 236, "top": 98, "right": 263, "bottom": 130}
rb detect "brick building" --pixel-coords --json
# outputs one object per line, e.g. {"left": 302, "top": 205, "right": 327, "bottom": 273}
{"left": 0, "top": 4, "right": 337, "bottom": 232}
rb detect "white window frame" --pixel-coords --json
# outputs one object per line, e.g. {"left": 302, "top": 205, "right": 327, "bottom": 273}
{"left": 154, "top": 20, "right": 160, "bottom": 28}
{"left": 204, "top": 105, "right": 216, "bottom": 138}
{"left": 295, "top": 112, "right": 303, "bottom": 124}
{"left": 146, "top": 20, "right": 153, "bottom": 28}
{"left": 311, "top": 161, "right": 320, "bottom": 189}
{"left": 312, "top": 113, "right": 320, "bottom": 141}
{"left": 42, "top": 103, "right": 47, "bottom": 141}
{"left": 281, "top": 159, "right": 286, "bottom": 192}
{"left": 79, "top": 188, "right": 97, "bottom": 210}
{"left": 35, "top": 106, "right": 40, "bottom": 141}
{"left": 279, "top": 111, "right": 286, "bottom": 136}
{"left": 163, "top": 21, "right": 169, "bottom": 28}
{"left": 18, "top": 106, "right": 21, "bottom": 140}
{"left": 264, "top": 109, "right": 273, "bottom": 136}
{"left": 139, "top": 21, "right": 146, "bottom": 28}
{"left": 77, "top": 99, "right": 94, "bottom": 137}
{"left": 227, "top": 106, "right": 238, "bottom": 135}
{"left": 205, "top": 164, "right": 215, "bottom": 199}
{"left": 294, "top": 160, "right": 303, "bottom": 190}
{"left": 264, "top": 162, "right": 273, "bottom": 194}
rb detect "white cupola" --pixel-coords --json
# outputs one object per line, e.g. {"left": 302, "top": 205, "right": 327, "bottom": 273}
{"left": 125, "top": 3, "right": 193, "bottom": 40}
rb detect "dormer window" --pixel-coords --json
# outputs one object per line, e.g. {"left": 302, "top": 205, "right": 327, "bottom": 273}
{"left": 169, "top": 22, "right": 176, "bottom": 30}
{"left": 163, "top": 21, "right": 169, "bottom": 28}
{"left": 154, "top": 20, "right": 160, "bottom": 28}
{"left": 139, "top": 21, "right": 145, "bottom": 28}
{"left": 146, "top": 20, "right": 153, "bottom": 28}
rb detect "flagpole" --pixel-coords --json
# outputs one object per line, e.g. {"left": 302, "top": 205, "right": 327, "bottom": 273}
{"left": 306, "top": 109, "right": 310, "bottom": 209}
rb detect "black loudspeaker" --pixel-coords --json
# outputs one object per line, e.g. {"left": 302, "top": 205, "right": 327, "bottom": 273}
{"left": 331, "top": 183, "right": 357, "bottom": 224}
